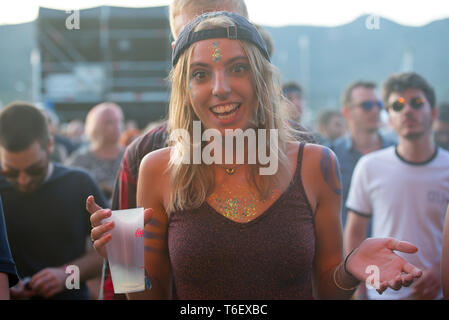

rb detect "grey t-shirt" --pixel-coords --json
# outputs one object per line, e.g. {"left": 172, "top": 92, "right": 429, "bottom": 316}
{"left": 66, "top": 148, "right": 125, "bottom": 200}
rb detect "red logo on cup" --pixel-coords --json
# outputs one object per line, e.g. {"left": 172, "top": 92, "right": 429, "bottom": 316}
{"left": 135, "top": 228, "right": 144, "bottom": 238}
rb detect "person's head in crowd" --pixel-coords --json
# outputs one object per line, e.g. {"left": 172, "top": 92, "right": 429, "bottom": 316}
{"left": 383, "top": 72, "right": 437, "bottom": 140}
{"left": 341, "top": 81, "right": 383, "bottom": 134}
{"left": 85, "top": 102, "right": 124, "bottom": 150}
{"left": 64, "top": 119, "right": 85, "bottom": 142}
{"left": 317, "top": 109, "right": 346, "bottom": 142}
{"left": 282, "top": 81, "right": 304, "bottom": 123}
{"left": 169, "top": 0, "right": 248, "bottom": 40}
{"left": 40, "top": 108, "right": 71, "bottom": 163}
{"left": 433, "top": 102, "right": 449, "bottom": 150}
{"left": 119, "top": 128, "right": 141, "bottom": 147}
{"left": 0, "top": 102, "right": 53, "bottom": 193}
{"left": 40, "top": 108, "right": 60, "bottom": 135}
{"left": 125, "top": 120, "right": 139, "bottom": 131}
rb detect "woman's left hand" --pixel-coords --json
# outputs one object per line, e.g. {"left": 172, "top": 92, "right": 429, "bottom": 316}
{"left": 345, "top": 238, "right": 423, "bottom": 295}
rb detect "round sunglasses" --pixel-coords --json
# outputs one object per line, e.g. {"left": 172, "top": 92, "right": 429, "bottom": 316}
{"left": 390, "top": 97, "right": 424, "bottom": 112}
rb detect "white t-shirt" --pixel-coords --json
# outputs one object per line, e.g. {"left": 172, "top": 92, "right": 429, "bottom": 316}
{"left": 346, "top": 146, "right": 449, "bottom": 300}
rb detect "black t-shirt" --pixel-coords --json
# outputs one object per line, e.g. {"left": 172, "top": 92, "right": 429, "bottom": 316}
{"left": 0, "top": 163, "right": 107, "bottom": 299}
{"left": 0, "top": 196, "right": 18, "bottom": 287}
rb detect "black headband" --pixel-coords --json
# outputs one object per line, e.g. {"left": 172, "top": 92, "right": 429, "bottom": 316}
{"left": 172, "top": 11, "right": 270, "bottom": 66}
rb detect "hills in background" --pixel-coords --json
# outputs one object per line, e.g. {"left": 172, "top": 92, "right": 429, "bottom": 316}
{"left": 1, "top": 14, "right": 448, "bottom": 126}
{"left": 266, "top": 15, "right": 449, "bottom": 124}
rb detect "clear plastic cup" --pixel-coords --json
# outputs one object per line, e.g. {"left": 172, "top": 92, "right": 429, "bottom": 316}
{"left": 103, "top": 208, "right": 145, "bottom": 294}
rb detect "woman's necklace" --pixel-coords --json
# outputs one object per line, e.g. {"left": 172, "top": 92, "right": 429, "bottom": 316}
{"left": 219, "top": 165, "right": 238, "bottom": 175}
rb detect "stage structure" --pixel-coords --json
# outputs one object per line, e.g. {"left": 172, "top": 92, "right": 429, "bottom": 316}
{"left": 35, "top": 6, "right": 171, "bottom": 127}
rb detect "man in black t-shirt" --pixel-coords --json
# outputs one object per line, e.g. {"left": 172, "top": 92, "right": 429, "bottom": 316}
{"left": 0, "top": 102, "right": 107, "bottom": 299}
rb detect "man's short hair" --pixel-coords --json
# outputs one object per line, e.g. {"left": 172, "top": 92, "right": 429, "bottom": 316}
{"left": 341, "top": 81, "right": 376, "bottom": 107}
{"left": 382, "top": 72, "right": 436, "bottom": 108}
{"left": 438, "top": 102, "right": 449, "bottom": 122}
{"left": 169, "top": 0, "right": 248, "bottom": 38}
{"left": 317, "top": 109, "right": 343, "bottom": 127}
{"left": 0, "top": 101, "right": 50, "bottom": 152}
{"left": 282, "top": 81, "right": 303, "bottom": 97}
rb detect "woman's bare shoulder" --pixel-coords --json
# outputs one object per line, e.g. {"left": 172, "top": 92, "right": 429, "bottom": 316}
{"left": 298, "top": 143, "right": 340, "bottom": 212}
{"left": 286, "top": 141, "right": 336, "bottom": 164}
{"left": 137, "top": 147, "right": 172, "bottom": 208}
{"left": 139, "top": 147, "right": 172, "bottom": 176}
{"left": 303, "top": 143, "right": 337, "bottom": 165}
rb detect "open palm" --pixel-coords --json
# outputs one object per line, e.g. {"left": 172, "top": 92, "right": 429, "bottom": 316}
{"left": 346, "top": 238, "right": 423, "bottom": 294}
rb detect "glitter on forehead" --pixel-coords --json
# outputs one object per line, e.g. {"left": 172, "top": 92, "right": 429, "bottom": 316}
{"left": 212, "top": 42, "right": 222, "bottom": 62}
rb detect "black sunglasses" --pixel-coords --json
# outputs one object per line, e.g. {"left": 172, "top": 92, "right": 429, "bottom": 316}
{"left": 390, "top": 97, "right": 424, "bottom": 112}
{"left": 356, "top": 100, "right": 383, "bottom": 111}
{"left": 0, "top": 157, "right": 48, "bottom": 179}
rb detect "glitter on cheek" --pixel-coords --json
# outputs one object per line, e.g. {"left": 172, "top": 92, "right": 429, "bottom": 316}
{"left": 189, "top": 80, "right": 194, "bottom": 98}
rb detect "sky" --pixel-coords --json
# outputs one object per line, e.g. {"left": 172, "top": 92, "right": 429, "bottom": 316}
{"left": 1, "top": 0, "right": 449, "bottom": 27}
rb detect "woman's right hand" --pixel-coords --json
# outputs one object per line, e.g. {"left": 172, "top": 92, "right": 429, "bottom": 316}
{"left": 87, "top": 196, "right": 114, "bottom": 259}
{"left": 86, "top": 195, "right": 154, "bottom": 259}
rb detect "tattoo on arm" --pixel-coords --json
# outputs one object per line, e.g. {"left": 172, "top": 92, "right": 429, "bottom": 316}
{"left": 144, "top": 217, "right": 167, "bottom": 254}
{"left": 144, "top": 231, "right": 164, "bottom": 240}
{"left": 148, "top": 218, "right": 163, "bottom": 228}
{"left": 144, "top": 246, "right": 166, "bottom": 254}
{"left": 320, "top": 148, "right": 342, "bottom": 196}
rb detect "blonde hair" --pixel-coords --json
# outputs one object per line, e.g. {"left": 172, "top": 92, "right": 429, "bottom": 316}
{"left": 169, "top": 0, "right": 249, "bottom": 39}
{"left": 166, "top": 15, "right": 293, "bottom": 213}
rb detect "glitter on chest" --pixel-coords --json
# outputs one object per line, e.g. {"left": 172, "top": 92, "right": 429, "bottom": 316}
{"left": 214, "top": 196, "right": 257, "bottom": 219}
{"left": 209, "top": 186, "right": 279, "bottom": 221}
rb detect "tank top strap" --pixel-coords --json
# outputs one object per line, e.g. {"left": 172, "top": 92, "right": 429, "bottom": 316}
{"left": 292, "top": 142, "right": 306, "bottom": 183}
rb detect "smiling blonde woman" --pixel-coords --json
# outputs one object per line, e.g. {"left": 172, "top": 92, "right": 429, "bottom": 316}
{"left": 89, "top": 11, "right": 423, "bottom": 300}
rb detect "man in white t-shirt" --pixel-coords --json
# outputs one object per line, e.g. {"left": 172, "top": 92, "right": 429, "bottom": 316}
{"left": 344, "top": 72, "right": 449, "bottom": 300}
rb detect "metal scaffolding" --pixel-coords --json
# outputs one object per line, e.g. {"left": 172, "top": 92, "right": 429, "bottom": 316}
{"left": 35, "top": 6, "right": 171, "bottom": 125}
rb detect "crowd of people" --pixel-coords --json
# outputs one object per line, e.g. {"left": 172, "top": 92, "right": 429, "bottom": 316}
{"left": 1, "top": 0, "right": 449, "bottom": 300}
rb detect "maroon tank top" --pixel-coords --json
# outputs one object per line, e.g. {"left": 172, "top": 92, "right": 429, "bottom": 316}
{"left": 168, "top": 142, "right": 315, "bottom": 299}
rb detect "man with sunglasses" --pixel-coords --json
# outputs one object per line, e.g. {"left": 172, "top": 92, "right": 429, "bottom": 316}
{"left": 331, "top": 81, "right": 395, "bottom": 227}
{"left": 344, "top": 72, "right": 449, "bottom": 300}
{"left": 0, "top": 102, "right": 107, "bottom": 299}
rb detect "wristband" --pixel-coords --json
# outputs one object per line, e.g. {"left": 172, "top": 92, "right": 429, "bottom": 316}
{"left": 344, "top": 248, "right": 357, "bottom": 277}
{"left": 333, "top": 262, "right": 359, "bottom": 291}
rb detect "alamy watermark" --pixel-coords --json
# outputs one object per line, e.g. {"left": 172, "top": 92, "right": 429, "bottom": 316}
{"left": 65, "top": 10, "right": 80, "bottom": 30}
{"left": 65, "top": 265, "right": 80, "bottom": 290}
{"left": 365, "top": 265, "right": 380, "bottom": 290}
{"left": 169, "top": 121, "right": 279, "bottom": 175}
{"left": 365, "top": 15, "right": 380, "bottom": 30}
